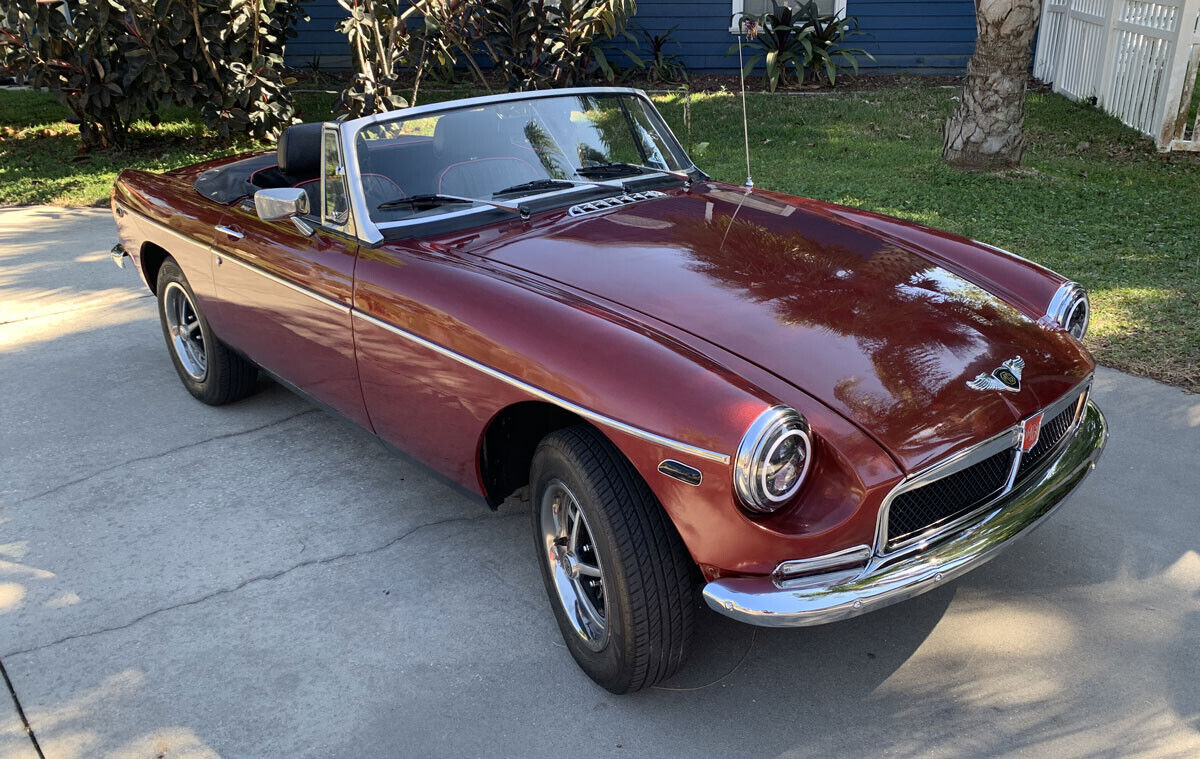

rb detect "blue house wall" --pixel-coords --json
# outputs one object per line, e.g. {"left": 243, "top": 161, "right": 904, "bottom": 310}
{"left": 849, "top": 0, "right": 977, "bottom": 72}
{"left": 288, "top": 0, "right": 353, "bottom": 70}
{"left": 285, "top": 0, "right": 978, "bottom": 75}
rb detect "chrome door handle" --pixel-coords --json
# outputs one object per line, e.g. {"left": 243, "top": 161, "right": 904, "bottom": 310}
{"left": 216, "top": 225, "right": 244, "bottom": 240}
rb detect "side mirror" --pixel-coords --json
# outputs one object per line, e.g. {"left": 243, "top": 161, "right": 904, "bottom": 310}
{"left": 254, "top": 187, "right": 309, "bottom": 221}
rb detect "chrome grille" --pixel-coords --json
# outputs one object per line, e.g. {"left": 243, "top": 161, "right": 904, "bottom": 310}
{"left": 880, "top": 383, "right": 1090, "bottom": 553}
{"left": 567, "top": 191, "right": 665, "bottom": 216}
{"left": 886, "top": 449, "right": 1014, "bottom": 548}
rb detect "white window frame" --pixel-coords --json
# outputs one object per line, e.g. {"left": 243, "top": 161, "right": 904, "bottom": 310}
{"left": 729, "top": 0, "right": 848, "bottom": 34}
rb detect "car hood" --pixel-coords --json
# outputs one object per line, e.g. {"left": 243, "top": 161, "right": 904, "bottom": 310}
{"left": 483, "top": 185, "right": 1093, "bottom": 472}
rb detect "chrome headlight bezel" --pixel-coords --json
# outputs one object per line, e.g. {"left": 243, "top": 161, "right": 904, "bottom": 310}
{"left": 1047, "top": 281, "right": 1090, "bottom": 341}
{"left": 735, "top": 406, "right": 814, "bottom": 513}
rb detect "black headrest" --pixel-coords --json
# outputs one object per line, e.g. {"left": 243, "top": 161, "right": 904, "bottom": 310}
{"left": 433, "top": 109, "right": 504, "bottom": 157}
{"left": 277, "top": 122, "right": 323, "bottom": 178}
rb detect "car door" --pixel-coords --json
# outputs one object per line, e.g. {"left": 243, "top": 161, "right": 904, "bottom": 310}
{"left": 209, "top": 125, "right": 371, "bottom": 430}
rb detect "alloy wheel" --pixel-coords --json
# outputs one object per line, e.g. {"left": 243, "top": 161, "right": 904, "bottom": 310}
{"left": 163, "top": 282, "right": 207, "bottom": 381}
{"left": 539, "top": 479, "right": 609, "bottom": 651}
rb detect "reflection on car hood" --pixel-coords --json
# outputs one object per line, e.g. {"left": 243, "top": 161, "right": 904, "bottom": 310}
{"left": 483, "top": 185, "right": 1093, "bottom": 472}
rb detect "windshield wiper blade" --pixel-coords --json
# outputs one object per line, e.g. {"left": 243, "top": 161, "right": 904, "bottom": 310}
{"left": 377, "top": 194, "right": 475, "bottom": 210}
{"left": 378, "top": 193, "right": 523, "bottom": 214}
{"left": 575, "top": 162, "right": 692, "bottom": 183}
{"left": 493, "top": 179, "right": 583, "bottom": 197}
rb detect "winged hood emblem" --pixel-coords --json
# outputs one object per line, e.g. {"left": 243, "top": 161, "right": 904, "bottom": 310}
{"left": 967, "top": 356, "right": 1024, "bottom": 392}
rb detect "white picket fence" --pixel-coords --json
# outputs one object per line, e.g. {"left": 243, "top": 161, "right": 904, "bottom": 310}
{"left": 1033, "top": 0, "right": 1200, "bottom": 150}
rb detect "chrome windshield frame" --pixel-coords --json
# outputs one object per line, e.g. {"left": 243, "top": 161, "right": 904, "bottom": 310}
{"left": 336, "top": 87, "right": 699, "bottom": 245}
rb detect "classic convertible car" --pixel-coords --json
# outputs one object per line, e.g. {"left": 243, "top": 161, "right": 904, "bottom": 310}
{"left": 110, "top": 87, "right": 1107, "bottom": 692}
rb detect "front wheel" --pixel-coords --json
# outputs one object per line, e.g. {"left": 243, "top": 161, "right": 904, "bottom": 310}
{"left": 530, "top": 425, "right": 695, "bottom": 693}
{"left": 156, "top": 259, "right": 258, "bottom": 405}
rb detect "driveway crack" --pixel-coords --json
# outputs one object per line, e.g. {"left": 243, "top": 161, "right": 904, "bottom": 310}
{"left": 15, "top": 408, "right": 320, "bottom": 505}
{"left": 1, "top": 511, "right": 522, "bottom": 660}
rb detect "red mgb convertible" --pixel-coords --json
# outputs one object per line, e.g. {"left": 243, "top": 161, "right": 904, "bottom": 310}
{"left": 110, "top": 87, "right": 1106, "bottom": 692}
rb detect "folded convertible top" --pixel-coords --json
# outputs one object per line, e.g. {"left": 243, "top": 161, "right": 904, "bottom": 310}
{"left": 193, "top": 153, "right": 278, "bottom": 204}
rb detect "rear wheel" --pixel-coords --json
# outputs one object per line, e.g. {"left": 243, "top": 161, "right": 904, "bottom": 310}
{"left": 530, "top": 425, "right": 695, "bottom": 693}
{"left": 156, "top": 259, "right": 258, "bottom": 405}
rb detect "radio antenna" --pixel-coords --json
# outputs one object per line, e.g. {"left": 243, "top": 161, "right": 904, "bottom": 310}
{"left": 737, "top": 18, "right": 756, "bottom": 189}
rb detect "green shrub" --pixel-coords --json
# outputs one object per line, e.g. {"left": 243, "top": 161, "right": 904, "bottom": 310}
{"left": 373, "top": 0, "right": 636, "bottom": 94}
{"left": 624, "top": 24, "right": 688, "bottom": 84}
{"left": 181, "top": 0, "right": 308, "bottom": 140}
{"left": 0, "top": 0, "right": 306, "bottom": 150}
{"left": 549, "top": 0, "right": 636, "bottom": 86}
{"left": 335, "top": 0, "right": 413, "bottom": 117}
{"left": 793, "top": 0, "right": 871, "bottom": 85}
{"left": 478, "top": 0, "right": 554, "bottom": 92}
{"left": 729, "top": 1, "right": 871, "bottom": 91}
{"left": 0, "top": 0, "right": 179, "bottom": 149}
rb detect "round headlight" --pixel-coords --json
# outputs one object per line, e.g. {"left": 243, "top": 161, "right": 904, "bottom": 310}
{"left": 1047, "top": 281, "right": 1090, "bottom": 341}
{"left": 735, "top": 406, "right": 813, "bottom": 513}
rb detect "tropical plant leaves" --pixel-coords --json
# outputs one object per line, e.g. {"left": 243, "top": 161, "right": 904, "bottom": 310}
{"left": 729, "top": 0, "right": 873, "bottom": 91}
{"left": 0, "top": 0, "right": 306, "bottom": 149}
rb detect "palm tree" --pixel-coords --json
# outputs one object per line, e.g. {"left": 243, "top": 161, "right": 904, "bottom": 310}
{"left": 943, "top": 1, "right": 1042, "bottom": 169}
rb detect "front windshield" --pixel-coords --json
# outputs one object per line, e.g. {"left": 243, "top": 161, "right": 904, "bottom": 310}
{"left": 353, "top": 92, "right": 689, "bottom": 223}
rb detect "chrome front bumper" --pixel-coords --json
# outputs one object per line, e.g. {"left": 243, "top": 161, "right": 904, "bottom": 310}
{"left": 702, "top": 400, "right": 1108, "bottom": 628}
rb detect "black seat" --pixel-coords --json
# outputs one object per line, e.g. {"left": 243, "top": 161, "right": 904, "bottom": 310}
{"left": 276, "top": 122, "right": 323, "bottom": 186}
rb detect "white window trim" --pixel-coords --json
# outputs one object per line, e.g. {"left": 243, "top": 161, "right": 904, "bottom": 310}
{"left": 729, "top": 0, "right": 848, "bottom": 34}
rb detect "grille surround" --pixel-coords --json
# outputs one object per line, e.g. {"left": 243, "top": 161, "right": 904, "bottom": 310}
{"left": 878, "top": 383, "right": 1090, "bottom": 555}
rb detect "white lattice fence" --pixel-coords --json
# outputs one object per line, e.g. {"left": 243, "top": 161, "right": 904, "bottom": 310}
{"left": 1034, "top": 0, "right": 1200, "bottom": 150}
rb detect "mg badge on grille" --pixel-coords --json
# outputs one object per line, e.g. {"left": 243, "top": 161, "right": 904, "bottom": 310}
{"left": 1021, "top": 412, "right": 1044, "bottom": 452}
{"left": 967, "top": 356, "right": 1024, "bottom": 393}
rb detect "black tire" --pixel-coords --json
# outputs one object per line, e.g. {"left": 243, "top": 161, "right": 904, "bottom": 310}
{"left": 156, "top": 258, "right": 258, "bottom": 405}
{"left": 530, "top": 425, "right": 695, "bottom": 693}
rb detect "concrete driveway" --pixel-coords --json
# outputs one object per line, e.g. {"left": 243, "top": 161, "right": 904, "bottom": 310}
{"left": 1, "top": 205, "right": 1198, "bottom": 759}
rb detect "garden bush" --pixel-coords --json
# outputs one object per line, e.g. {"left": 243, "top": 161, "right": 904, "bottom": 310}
{"left": 0, "top": 0, "right": 306, "bottom": 150}
{"left": 730, "top": 0, "right": 871, "bottom": 91}
{"left": 334, "top": 0, "right": 638, "bottom": 110}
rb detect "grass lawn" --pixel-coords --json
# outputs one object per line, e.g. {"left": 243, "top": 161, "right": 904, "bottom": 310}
{"left": 1, "top": 81, "right": 1196, "bottom": 391}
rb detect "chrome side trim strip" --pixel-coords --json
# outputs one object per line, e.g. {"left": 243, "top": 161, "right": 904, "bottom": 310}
{"left": 353, "top": 310, "right": 732, "bottom": 465}
{"left": 217, "top": 252, "right": 351, "bottom": 315}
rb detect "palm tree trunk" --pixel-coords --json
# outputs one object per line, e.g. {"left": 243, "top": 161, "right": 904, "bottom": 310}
{"left": 943, "top": 0, "right": 1042, "bottom": 169}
